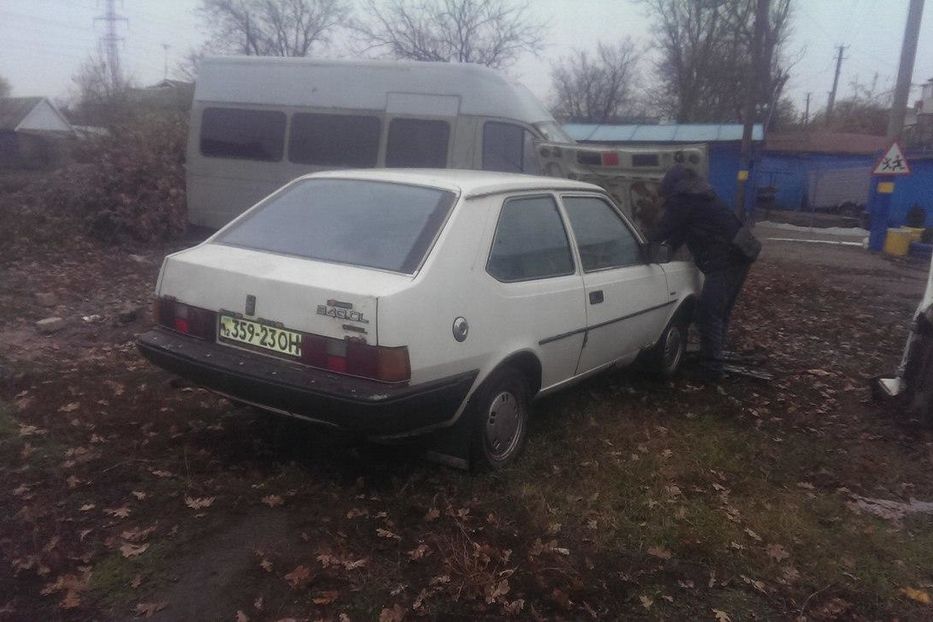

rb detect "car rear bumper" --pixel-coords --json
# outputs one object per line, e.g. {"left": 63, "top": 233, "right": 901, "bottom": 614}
{"left": 137, "top": 329, "right": 477, "bottom": 436}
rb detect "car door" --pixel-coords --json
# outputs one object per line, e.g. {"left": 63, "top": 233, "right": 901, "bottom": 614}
{"left": 485, "top": 194, "right": 587, "bottom": 390}
{"left": 560, "top": 194, "right": 673, "bottom": 375}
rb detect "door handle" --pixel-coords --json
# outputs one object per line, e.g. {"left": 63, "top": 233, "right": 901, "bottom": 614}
{"left": 589, "top": 290, "right": 604, "bottom": 304}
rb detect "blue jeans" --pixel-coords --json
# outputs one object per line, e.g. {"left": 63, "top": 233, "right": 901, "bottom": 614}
{"left": 696, "top": 264, "right": 749, "bottom": 375}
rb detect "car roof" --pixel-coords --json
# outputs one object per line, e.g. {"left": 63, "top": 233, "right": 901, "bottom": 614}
{"left": 297, "top": 169, "right": 607, "bottom": 198}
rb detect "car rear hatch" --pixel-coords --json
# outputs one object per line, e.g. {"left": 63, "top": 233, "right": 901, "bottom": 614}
{"left": 158, "top": 243, "right": 413, "bottom": 344}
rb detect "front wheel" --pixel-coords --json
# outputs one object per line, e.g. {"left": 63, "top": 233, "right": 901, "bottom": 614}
{"left": 469, "top": 368, "right": 530, "bottom": 471}
{"left": 646, "top": 321, "right": 687, "bottom": 379}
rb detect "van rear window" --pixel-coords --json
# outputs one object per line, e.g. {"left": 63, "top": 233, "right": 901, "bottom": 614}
{"left": 385, "top": 119, "right": 449, "bottom": 168}
{"left": 288, "top": 113, "right": 381, "bottom": 167}
{"left": 200, "top": 108, "right": 286, "bottom": 161}
{"left": 216, "top": 179, "right": 456, "bottom": 274}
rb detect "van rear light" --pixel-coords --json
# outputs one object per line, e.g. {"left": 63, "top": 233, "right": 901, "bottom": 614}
{"left": 155, "top": 297, "right": 216, "bottom": 340}
{"left": 301, "top": 334, "right": 410, "bottom": 383}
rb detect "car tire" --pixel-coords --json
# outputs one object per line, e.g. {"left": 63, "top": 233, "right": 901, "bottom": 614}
{"left": 646, "top": 318, "right": 687, "bottom": 379}
{"left": 468, "top": 367, "right": 530, "bottom": 472}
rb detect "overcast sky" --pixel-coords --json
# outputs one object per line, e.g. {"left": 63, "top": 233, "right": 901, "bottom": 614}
{"left": 2, "top": 0, "right": 932, "bottom": 119}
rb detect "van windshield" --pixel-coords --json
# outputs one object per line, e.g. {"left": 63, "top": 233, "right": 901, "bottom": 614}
{"left": 216, "top": 179, "right": 457, "bottom": 274}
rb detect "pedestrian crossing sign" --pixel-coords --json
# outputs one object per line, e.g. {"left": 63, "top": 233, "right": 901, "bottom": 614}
{"left": 873, "top": 142, "right": 911, "bottom": 175}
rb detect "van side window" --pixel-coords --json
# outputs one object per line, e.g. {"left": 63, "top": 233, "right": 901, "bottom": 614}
{"left": 386, "top": 118, "right": 449, "bottom": 167}
{"left": 487, "top": 196, "right": 575, "bottom": 282}
{"left": 289, "top": 113, "right": 381, "bottom": 167}
{"left": 483, "top": 122, "right": 538, "bottom": 174}
{"left": 200, "top": 108, "right": 286, "bottom": 161}
{"left": 562, "top": 196, "right": 642, "bottom": 271}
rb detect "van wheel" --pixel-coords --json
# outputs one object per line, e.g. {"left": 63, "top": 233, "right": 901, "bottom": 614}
{"left": 646, "top": 320, "right": 687, "bottom": 378}
{"left": 469, "top": 368, "right": 530, "bottom": 471}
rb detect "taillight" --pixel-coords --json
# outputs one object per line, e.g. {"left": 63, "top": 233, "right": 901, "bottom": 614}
{"left": 601, "top": 151, "right": 620, "bottom": 167}
{"left": 301, "top": 334, "right": 410, "bottom": 383}
{"left": 155, "top": 297, "right": 216, "bottom": 340}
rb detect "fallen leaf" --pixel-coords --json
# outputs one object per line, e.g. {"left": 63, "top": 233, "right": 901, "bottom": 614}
{"left": 485, "top": 579, "right": 510, "bottom": 604}
{"left": 60, "top": 590, "right": 81, "bottom": 609}
{"left": 744, "top": 528, "right": 763, "bottom": 542}
{"left": 185, "top": 496, "right": 215, "bottom": 510}
{"left": 312, "top": 590, "right": 339, "bottom": 605}
{"left": 130, "top": 575, "right": 142, "bottom": 589}
{"left": 376, "top": 528, "right": 401, "bottom": 541}
{"left": 79, "top": 503, "right": 95, "bottom": 512}
{"left": 150, "top": 470, "right": 173, "bottom": 478}
{"left": 766, "top": 543, "right": 790, "bottom": 562}
{"left": 105, "top": 506, "right": 131, "bottom": 519}
{"left": 134, "top": 601, "right": 167, "bottom": 617}
{"left": 59, "top": 402, "right": 80, "bottom": 413}
{"left": 236, "top": 610, "right": 249, "bottom": 622}
{"left": 131, "top": 491, "right": 147, "bottom": 501}
{"left": 712, "top": 609, "right": 732, "bottom": 622}
{"left": 120, "top": 543, "right": 149, "bottom": 559}
{"left": 284, "top": 565, "right": 312, "bottom": 589}
{"left": 253, "top": 596, "right": 263, "bottom": 610}
{"left": 259, "top": 559, "right": 273, "bottom": 572}
{"left": 900, "top": 587, "right": 932, "bottom": 605}
{"left": 647, "top": 546, "right": 672, "bottom": 560}
{"left": 379, "top": 604, "right": 405, "bottom": 622}
{"left": 424, "top": 508, "right": 440, "bottom": 522}
{"left": 261, "top": 495, "right": 284, "bottom": 508}
{"left": 640, "top": 595, "right": 653, "bottom": 609}
{"left": 346, "top": 508, "right": 368, "bottom": 519}
{"left": 407, "top": 544, "right": 430, "bottom": 561}
{"left": 67, "top": 476, "right": 82, "bottom": 489}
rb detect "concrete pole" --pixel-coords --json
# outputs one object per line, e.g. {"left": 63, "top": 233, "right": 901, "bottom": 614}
{"left": 735, "top": 0, "right": 769, "bottom": 221}
{"left": 887, "top": 0, "right": 925, "bottom": 138}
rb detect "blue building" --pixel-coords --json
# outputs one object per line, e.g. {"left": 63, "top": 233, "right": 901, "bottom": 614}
{"left": 760, "top": 133, "right": 933, "bottom": 227}
{"left": 562, "top": 123, "right": 764, "bottom": 211}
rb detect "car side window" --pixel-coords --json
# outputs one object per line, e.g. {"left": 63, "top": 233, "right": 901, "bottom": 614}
{"left": 482, "top": 122, "right": 539, "bottom": 174}
{"left": 487, "top": 196, "right": 575, "bottom": 282}
{"left": 200, "top": 107, "right": 286, "bottom": 161}
{"left": 385, "top": 118, "right": 450, "bottom": 167}
{"left": 562, "top": 196, "right": 643, "bottom": 271}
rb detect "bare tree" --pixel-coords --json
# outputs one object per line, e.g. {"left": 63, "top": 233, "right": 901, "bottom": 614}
{"left": 0, "top": 75, "right": 10, "bottom": 98}
{"left": 643, "top": 0, "right": 793, "bottom": 123}
{"left": 353, "top": 0, "right": 546, "bottom": 69}
{"left": 550, "top": 41, "right": 643, "bottom": 123}
{"left": 199, "top": 0, "right": 349, "bottom": 57}
{"left": 69, "top": 52, "right": 133, "bottom": 126}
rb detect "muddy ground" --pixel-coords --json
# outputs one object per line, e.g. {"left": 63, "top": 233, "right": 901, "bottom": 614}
{"left": 2, "top": 225, "right": 933, "bottom": 621}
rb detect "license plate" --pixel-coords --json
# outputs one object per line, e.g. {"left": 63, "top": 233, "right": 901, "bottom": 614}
{"left": 218, "top": 314, "right": 302, "bottom": 358}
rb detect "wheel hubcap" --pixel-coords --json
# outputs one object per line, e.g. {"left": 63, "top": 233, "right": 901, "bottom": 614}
{"left": 485, "top": 391, "right": 521, "bottom": 458}
{"left": 663, "top": 327, "right": 683, "bottom": 371}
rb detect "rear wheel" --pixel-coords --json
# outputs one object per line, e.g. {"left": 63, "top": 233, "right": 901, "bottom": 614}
{"left": 469, "top": 368, "right": 530, "bottom": 471}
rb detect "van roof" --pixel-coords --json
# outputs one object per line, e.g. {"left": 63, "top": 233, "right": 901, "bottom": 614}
{"left": 300, "top": 168, "right": 606, "bottom": 198}
{"left": 195, "top": 56, "right": 555, "bottom": 124}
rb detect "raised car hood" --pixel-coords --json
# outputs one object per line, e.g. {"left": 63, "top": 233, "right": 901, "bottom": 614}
{"left": 157, "top": 243, "right": 414, "bottom": 343}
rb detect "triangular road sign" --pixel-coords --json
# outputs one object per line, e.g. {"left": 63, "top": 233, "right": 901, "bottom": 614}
{"left": 873, "top": 142, "right": 911, "bottom": 175}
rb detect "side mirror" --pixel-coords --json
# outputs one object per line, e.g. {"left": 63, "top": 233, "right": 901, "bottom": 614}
{"left": 645, "top": 242, "right": 672, "bottom": 264}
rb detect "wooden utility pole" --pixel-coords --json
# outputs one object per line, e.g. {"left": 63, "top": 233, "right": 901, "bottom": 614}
{"left": 803, "top": 92, "right": 811, "bottom": 126}
{"left": 825, "top": 45, "right": 847, "bottom": 126}
{"left": 735, "top": 0, "right": 769, "bottom": 221}
{"left": 887, "top": 0, "right": 925, "bottom": 138}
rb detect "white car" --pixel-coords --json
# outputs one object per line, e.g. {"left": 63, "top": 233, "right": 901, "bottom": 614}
{"left": 138, "top": 170, "right": 701, "bottom": 469}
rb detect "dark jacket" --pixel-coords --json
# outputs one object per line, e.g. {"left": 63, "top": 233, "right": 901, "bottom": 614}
{"left": 650, "top": 167, "right": 748, "bottom": 274}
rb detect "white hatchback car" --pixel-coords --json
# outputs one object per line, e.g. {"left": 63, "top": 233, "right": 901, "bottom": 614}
{"left": 138, "top": 170, "right": 701, "bottom": 469}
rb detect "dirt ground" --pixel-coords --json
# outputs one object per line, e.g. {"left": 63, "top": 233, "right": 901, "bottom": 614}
{"left": 2, "top": 225, "right": 933, "bottom": 621}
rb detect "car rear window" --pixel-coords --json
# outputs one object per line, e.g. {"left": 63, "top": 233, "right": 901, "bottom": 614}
{"left": 215, "top": 179, "right": 457, "bottom": 274}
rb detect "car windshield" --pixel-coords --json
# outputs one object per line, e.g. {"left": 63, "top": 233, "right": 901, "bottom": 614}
{"left": 216, "top": 178, "right": 457, "bottom": 274}
{"left": 534, "top": 121, "right": 575, "bottom": 144}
